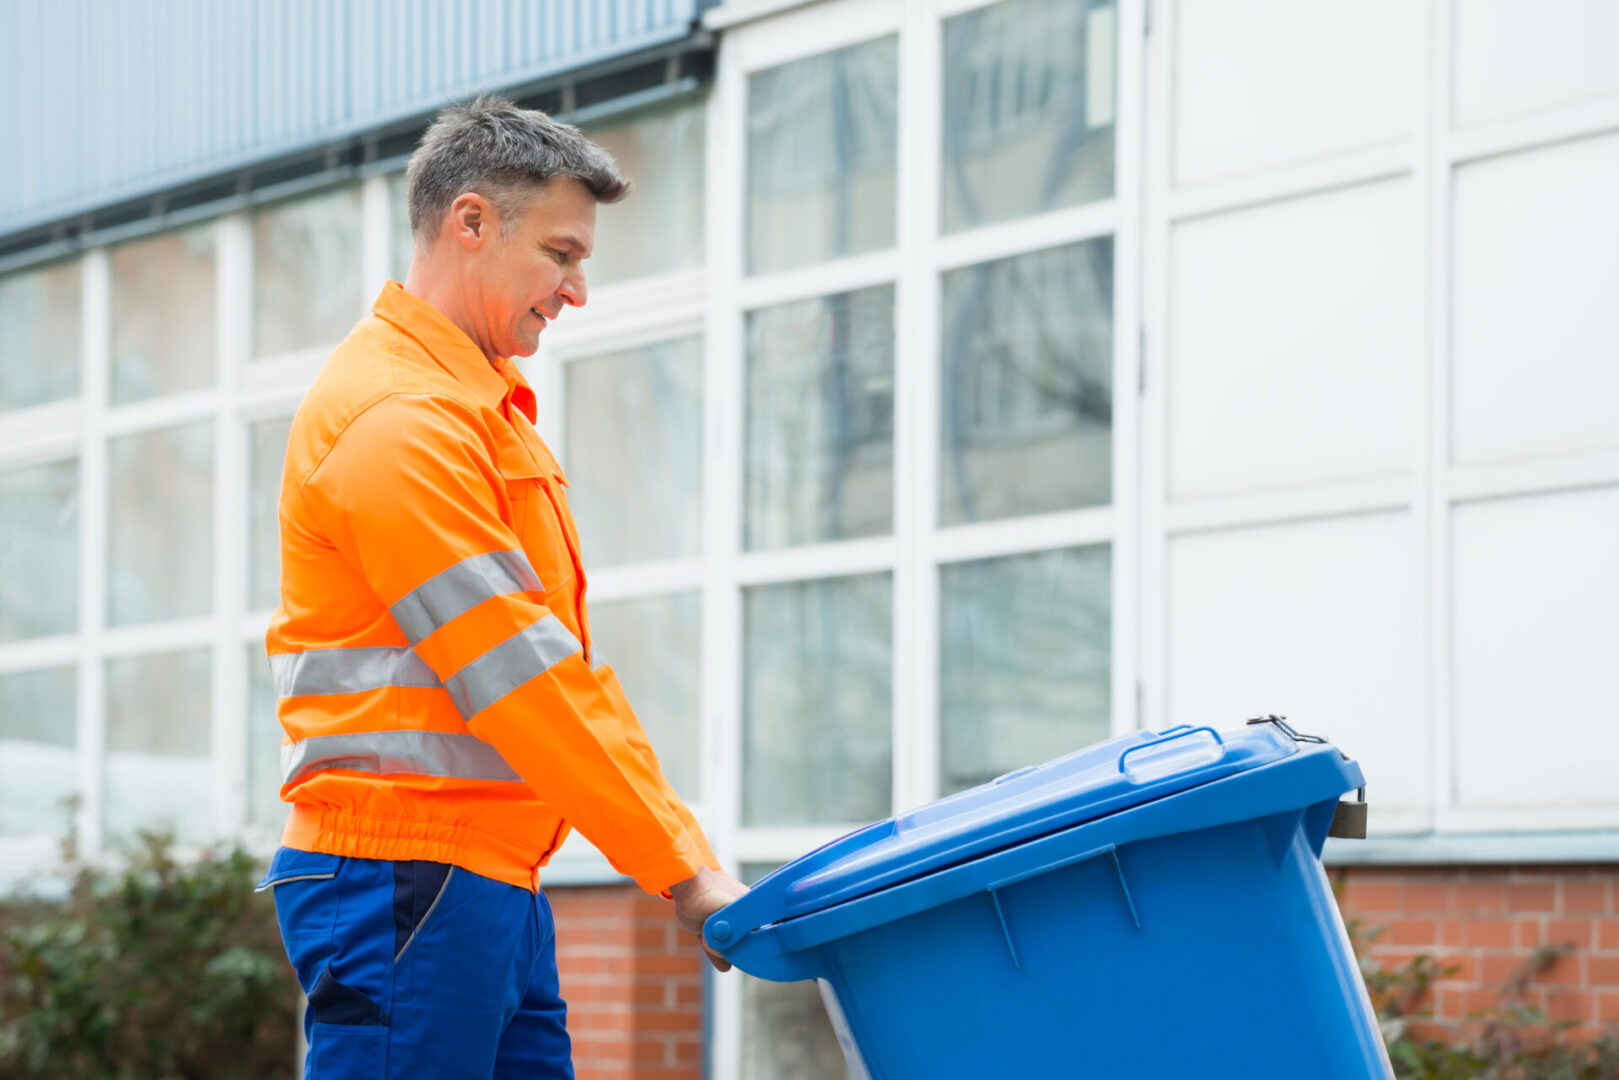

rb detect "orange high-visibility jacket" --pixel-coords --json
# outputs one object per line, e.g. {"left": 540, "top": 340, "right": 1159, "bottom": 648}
{"left": 267, "top": 281, "right": 718, "bottom": 894}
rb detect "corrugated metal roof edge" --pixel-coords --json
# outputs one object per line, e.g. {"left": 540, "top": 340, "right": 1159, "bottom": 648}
{"left": 0, "top": 26, "right": 715, "bottom": 275}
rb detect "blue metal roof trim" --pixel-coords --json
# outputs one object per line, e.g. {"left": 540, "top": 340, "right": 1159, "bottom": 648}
{"left": 1, "top": 0, "right": 702, "bottom": 237}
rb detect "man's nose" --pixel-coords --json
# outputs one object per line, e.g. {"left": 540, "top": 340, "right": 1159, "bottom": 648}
{"left": 557, "top": 266, "right": 587, "bottom": 309}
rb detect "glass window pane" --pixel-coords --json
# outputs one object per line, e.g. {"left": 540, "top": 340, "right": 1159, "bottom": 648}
{"left": 942, "top": 0, "right": 1117, "bottom": 233}
{"left": 0, "top": 458, "right": 79, "bottom": 641}
{"left": 940, "top": 239, "right": 1113, "bottom": 526}
{"left": 108, "top": 421, "right": 213, "bottom": 626}
{"left": 0, "top": 259, "right": 80, "bottom": 411}
{"left": 565, "top": 337, "right": 702, "bottom": 568}
{"left": 246, "top": 643, "right": 287, "bottom": 830}
{"left": 252, "top": 186, "right": 364, "bottom": 359}
{"left": 748, "top": 36, "right": 898, "bottom": 275}
{"left": 0, "top": 667, "right": 77, "bottom": 838}
{"left": 743, "top": 980, "right": 851, "bottom": 1079}
{"left": 389, "top": 171, "right": 413, "bottom": 284}
{"left": 249, "top": 416, "right": 293, "bottom": 611}
{"left": 587, "top": 593, "right": 700, "bottom": 800}
{"left": 110, "top": 224, "right": 217, "bottom": 404}
{"left": 940, "top": 546, "right": 1111, "bottom": 796}
{"left": 743, "top": 573, "right": 891, "bottom": 826}
{"left": 746, "top": 287, "right": 894, "bottom": 550}
{"left": 585, "top": 98, "right": 706, "bottom": 287}
{"left": 104, "top": 648, "right": 212, "bottom": 845}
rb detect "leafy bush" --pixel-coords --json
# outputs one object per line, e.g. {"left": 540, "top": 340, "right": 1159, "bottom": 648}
{"left": 1351, "top": 917, "right": 1619, "bottom": 1080}
{"left": 0, "top": 830, "right": 298, "bottom": 1080}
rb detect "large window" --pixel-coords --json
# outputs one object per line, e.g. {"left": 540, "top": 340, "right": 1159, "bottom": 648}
{"left": 0, "top": 259, "right": 80, "bottom": 412}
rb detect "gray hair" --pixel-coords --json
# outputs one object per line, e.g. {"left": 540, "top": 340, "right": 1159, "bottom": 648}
{"left": 406, "top": 94, "right": 630, "bottom": 242}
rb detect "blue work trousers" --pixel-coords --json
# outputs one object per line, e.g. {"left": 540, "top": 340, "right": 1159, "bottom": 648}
{"left": 258, "top": 847, "right": 573, "bottom": 1078}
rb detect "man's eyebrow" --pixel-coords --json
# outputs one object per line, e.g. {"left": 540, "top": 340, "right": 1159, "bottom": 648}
{"left": 544, "top": 233, "right": 588, "bottom": 255}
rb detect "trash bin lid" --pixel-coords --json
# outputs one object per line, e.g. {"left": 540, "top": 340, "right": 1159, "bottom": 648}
{"left": 740, "top": 723, "right": 1299, "bottom": 927}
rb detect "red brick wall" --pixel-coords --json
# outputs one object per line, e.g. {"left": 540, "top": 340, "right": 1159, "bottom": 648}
{"left": 1335, "top": 865, "right": 1619, "bottom": 1038}
{"left": 550, "top": 885, "right": 705, "bottom": 1080}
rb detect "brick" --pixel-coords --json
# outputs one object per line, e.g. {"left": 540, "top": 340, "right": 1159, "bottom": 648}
{"left": 1547, "top": 918, "right": 1595, "bottom": 949}
{"left": 1516, "top": 918, "right": 1545, "bottom": 949}
{"left": 1507, "top": 880, "right": 1558, "bottom": 913}
{"left": 1461, "top": 987, "right": 1501, "bottom": 1016}
{"left": 1589, "top": 955, "right": 1619, "bottom": 986}
{"left": 1463, "top": 919, "right": 1515, "bottom": 948}
{"left": 1341, "top": 879, "right": 1402, "bottom": 913}
{"left": 1600, "top": 992, "right": 1619, "bottom": 1023}
{"left": 1481, "top": 953, "right": 1527, "bottom": 987}
{"left": 1546, "top": 990, "right": 1592, "bottom": 1024}
{"left": 1385, "top": 918, "right": 1439, "bottom": 946}
{"left": 1439, "top": 918, "right": 1464, "bottom": 947}
{"left": 1601, "top": 920, "right": 1619, "bottom": 950}
{"left": 1455, "top": 880, "right": 1505, "bottom": 915}
{"left": 1405, "top": 880, "right": 1453, "bottom": 913}
{"left": 1562, "top": 879, "right": 1611, "bottom": 915}
{"left": 1532, "top": 948, "right": 1582, "bottom": 987}
{"left": 1433, "top": 953, "right": 1478, "bottom": 985}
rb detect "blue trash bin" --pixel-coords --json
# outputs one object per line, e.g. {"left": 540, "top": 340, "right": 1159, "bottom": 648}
{"left": 707, "top": 720, "right": 1390, "bottom": 1079}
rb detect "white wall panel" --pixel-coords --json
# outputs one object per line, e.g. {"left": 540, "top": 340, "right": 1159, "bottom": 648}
{"left": 1452, "top": 486, "right": 1619, "bottom": 808}
{"left": 1452, "top": 133, "right": 1619, "bottom": 465}
{"left": 1169, "top": 180, "right": 1419, "bottom": 500}
{"left": 1172, "top": 0, "right": 1418, "bottom": 185}
{"left": 1167, "top": 512, "right": 1426, "bottom": 828}
{"left": 1454, "top": 0, "right": 1619, "bottom": 127}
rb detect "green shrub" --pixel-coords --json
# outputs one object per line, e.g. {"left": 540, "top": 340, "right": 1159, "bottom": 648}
{"left": 1350, "top": 917, "right": 1619, "bottom": 1080}
{"left": 0, "top": 830, "right": 297, "bottom": 1080}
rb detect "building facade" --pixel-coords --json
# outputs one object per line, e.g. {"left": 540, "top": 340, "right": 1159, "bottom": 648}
{"left": 2, "top": 0, "right": 1617, "bottom": 1075}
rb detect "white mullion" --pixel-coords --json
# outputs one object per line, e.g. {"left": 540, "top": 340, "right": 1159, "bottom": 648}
{"left": 0, "top": 400, "right": 81, "bottom": 467}
{"left": 1162, "top": 478, "right": 1411, "bottom": 537}
{"left": 734, "top": 248, "right": 901, "bottom": 312}
{"left": 1449, "top": 452, "right": 1619, "bottom": 505}
{"left": 1111, "top": 0, "right": 1147, "bottom": 741}
{"left": 540, "top": 268, "right": 706, "bottom": 352}
{"left": 1163, "top": 144, "right": 1412, "bottom": 225}
{"left": 705, "top": 32, "right": 748, "bottom": 1080}
{"left": 360, "top": 173, "right": 391, "bottom": 296}
{"left": 1447, "top": 95, "right": 1619, "bottom": 169}
{"left": 734, "top": 537, "right": 897, "bottom": 587}
{"left": 1427, "top": 0, "right": 1458, "bottom": 837}
{"left": 101, "top": 389, "right": 223, "bottom": 437}
{"left": 212, "top": 213, "right": 251, "bottom": 841}
{"left": 77, "top": 248, "right": 110, "bottom": 857}
{"left": 730, "top": 0, "right": 901, "bottom": 73}
{"left": 100, "top": 618, "right": 217, "bottom": 658}
{"left": 545, "top": 309, "right": 708, "bottom": 365}
{"left": 582, "top": 560, "right": 706, "bottom": 604}
{"left": 1137, "top": 0, "right": 1173, "bottom": 733}
{"left": 931, "top": 506, "right": 1117, "bottom": 566}
{"left": 730, "top": 825, "right": 856, "bottom": 864}
{"left": 0, "top": 636, "right": 79, "bottom": 674}
{"left": 933, "top": 199, "right": 1120, "bottom": 273}
{"left": 893, "top": 0, "right": 941, "bottom": 816}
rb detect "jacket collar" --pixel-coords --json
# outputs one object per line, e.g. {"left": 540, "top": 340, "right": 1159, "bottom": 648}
{"left": 371, "top": 280, "right": 538, "bottom": 423}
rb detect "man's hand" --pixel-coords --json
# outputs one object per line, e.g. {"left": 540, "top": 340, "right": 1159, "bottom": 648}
{"left": 669, "top": 867, "right": 749, "bottom": 972}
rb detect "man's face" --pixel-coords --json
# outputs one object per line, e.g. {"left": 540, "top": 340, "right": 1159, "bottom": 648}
{"left": 476, "top": 177, "right": 595, "bottom": 359}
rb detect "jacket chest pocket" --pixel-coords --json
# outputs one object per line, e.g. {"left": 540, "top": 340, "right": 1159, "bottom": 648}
{"left": 495, "top": 434, "right": 577, "bottom": 598}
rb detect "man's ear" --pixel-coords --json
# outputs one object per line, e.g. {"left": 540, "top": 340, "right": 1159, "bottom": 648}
{"left": 447, "top": 192, "right": 493, "bottom": 249}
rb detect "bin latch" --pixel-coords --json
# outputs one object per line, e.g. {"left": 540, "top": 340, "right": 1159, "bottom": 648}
{"left": 1244, "top": 714, "right": 1326, "bottom": 744}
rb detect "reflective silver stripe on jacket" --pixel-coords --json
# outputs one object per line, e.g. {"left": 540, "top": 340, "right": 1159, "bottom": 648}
{"left": 586, "top": 646, "right": 608, "bottom": 670}
{"left": 445, "top": 614, "right": 582, "bottom": 719}
{"left": 389, "top": 549, "right": 544, "bottom": 644}
{"left": 270, "top": 646, "right": 442, "bottom": 698}
{"left": 281, "top": 729, "right": 522, "bottom": 785}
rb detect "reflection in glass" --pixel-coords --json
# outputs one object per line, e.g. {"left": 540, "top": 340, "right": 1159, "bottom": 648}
{"left": 246, "top": 643, "right": 287, "bottom": 830}
{"left": 746, "top": 287, "right": 894, "bottom": 550}
{"left": 0, "top": 259, "right": 80, "bottom": 411}
{"left": 941, "top": 239, "right": 1113, "bottom": 525}
{"left": 108, "top": 421, "right": 213, "bottom": 626}
{"left": 743, "top": 574, "right": 891, "bottom": 826}
{"left": 0, "top": 667, "right": 77, "bottom": 838}
{"left": 105, "top": 649, "right": 211, "bottom": 845}
{"left": 585, "top": 99, "right": 707, "bottom": 286}
{"left": 743, "top": 975, "right": 852, "bottom": 1080}
{"left": 566, "top": 337, "right": 702, "bottom": 567}
{"left": 748, "top": 36, "right": 898, "bottom": 274}
{"left": 940, "top": 546, "right": 1112, "bottom": 795}
{"left": 252, "top": 186, "right": 364, "bottom": 359}
{"left": 587, "top": 593, "right": 701, "bottom": 800}
{"left": 249, "top": 416, "right": 293, "bottom": 611}
{"left": 0, "top": 459, "right": 78, "bottom": 641}
{"left": 389, "top": 171, "right": 413, "bottom": 284}
{"left": 110, "top": 225, "right": 216, "bottom": 404}
{"left": 942, "top": 0, "right": 1117, "bottom": 232}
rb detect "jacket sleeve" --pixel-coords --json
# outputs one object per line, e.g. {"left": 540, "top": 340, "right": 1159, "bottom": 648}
{"left": 303, "top": 393, "right": 705, "bottom": 895}
{"left": 586, "top": 652, "right": 721, "bottom": 872}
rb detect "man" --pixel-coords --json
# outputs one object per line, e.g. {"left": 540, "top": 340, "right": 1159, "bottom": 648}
{"left": 258, "top": 95, "right": 747, "bottom": 1078}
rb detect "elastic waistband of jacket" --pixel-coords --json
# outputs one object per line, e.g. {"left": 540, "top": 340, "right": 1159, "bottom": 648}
{"left": 282, "top": 803, "right": 546, "bottom": 891}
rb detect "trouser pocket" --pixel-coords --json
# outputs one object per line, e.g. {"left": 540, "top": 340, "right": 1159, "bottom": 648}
{"left": 393, "top": 860, "right": 455, "bottom": 963}
{"left": 307, "top": 1022, "right": 388, "bottom": 1076}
